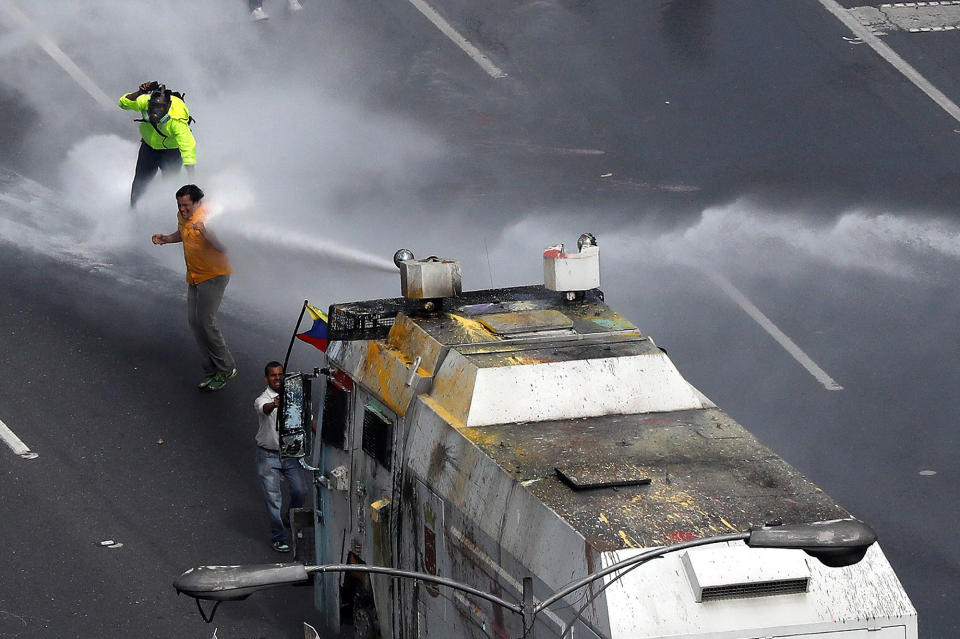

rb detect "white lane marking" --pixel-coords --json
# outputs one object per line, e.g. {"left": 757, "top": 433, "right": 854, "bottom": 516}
{"left": 406, "top": 0, "right": 508, "bottom": 79}
{"left": 0, "top": 418, "right": 39, "bottom": 459}
{"left": 0, "top": 1, "right": 113, "bottom": 110}
{"left": 707, "top": 271, "right": 844, "bottom": 391}
{"left": 820, "top": 0, "right": 960, "bottom": 125}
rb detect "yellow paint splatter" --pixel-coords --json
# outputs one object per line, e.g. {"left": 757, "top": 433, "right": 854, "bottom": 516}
{"left": 446, "top": 314, "right": 495, "bottom": 342}
{"left": 358, "top": 341, "right": 405, "bottom": 415}
{"left": 719, "top": 517, "right": 739, "bottom": 532}
{"left": 618, "top": 530, "right": 640, "bottom": 549}
{"left": 420, "top": 396, "right": 466, "bottom": 431}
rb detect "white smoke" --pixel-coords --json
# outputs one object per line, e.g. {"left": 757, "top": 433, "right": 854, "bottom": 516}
{"left": 630, "top": 201, "right": 960, "bottom": 281}
{"left": 5, "top": 1, "right": 960, "bottom": 315}
{"left": 0, "top": 0, "right": 449, "bottom": 312}
{"left": 484, "top": 199, "right": 960, "bottom": 294}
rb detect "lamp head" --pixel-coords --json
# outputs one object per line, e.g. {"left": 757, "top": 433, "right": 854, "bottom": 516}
{"left": 747, "top": 519, "right": 877, "bottom": 567}
{"left": 174, "top": 563, "right": 310, "bottom": 601}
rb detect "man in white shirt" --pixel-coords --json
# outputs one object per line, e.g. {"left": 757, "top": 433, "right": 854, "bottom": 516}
{"left": 254, "top": 361, "right": 307, "bottom": 552}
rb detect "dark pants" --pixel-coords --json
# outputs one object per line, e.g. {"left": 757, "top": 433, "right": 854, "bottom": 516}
{"left": 131, "top": 141, "right": 181, "bottom": 207}
{"left": 187, "top": 275, "right": 236, "bottom": 377}
{"left": 249, "top": 0, "right": 262, "bottom": 9}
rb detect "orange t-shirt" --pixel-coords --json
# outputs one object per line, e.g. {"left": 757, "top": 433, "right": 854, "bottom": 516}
{"left": 177, "top": 205, "right": 232, "bottom": 285}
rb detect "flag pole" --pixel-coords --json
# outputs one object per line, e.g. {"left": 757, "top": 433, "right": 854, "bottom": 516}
{"left": 283, "top": 300, "right": 309, "bottom": 371}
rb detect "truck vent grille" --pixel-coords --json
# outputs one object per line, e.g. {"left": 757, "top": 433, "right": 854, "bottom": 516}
{"left": 328, "top": 301, "right": 405, "bottom": 341}
{"left": 321, "top": 378, "right": 350, "bottom": 449}
{"left": 361, "top": 404, "right": 393, "bottom": 470}
{"left": 680, "top": 546, "right": 811, "bottom": 603}
{"left": 700, "top": 577, "right": 808, "bottom": 601}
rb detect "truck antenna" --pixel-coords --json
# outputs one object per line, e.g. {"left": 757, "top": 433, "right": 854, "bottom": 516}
{"left": 484, "top": 238, "right": 494, "bottom": 288}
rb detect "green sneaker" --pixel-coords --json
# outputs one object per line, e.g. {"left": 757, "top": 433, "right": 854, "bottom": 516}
{"left": 205, "top": 370, "right": 232, "bottom": 391}
{"left": 197, "top": 374, "right": 216, "bottom": 390}
{"left": 225, "top": 367, "right": 238, "bottom": 380}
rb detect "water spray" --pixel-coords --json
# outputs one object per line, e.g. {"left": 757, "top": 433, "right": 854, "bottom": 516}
{"left": 220, "top": 218, "right": 397, "bottom": 272}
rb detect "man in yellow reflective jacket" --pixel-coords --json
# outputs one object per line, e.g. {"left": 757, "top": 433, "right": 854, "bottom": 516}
{"left": 119, "top": 81, "right": 197, "bottom": 207}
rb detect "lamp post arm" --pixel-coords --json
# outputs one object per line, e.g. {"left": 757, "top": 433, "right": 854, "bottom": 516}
{"left": 306, "top": 564, "right": 522, "bottom": 615}
{"left": 535, "top": 532, "right": 748, "bottom": 613}
{"left": 175, "top": 521, "right": 873, "bottom": 632}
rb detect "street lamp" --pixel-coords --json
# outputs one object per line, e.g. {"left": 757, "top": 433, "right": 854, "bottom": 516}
{"left": 174, "top": 519, "right": 877, "bottom": 634}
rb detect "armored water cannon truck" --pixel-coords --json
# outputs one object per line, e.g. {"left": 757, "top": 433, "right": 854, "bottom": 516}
{"left": 176, "top": 237, "right": 917, "bottom": 639}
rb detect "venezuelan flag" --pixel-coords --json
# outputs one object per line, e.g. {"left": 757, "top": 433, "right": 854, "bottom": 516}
{"left": 296, "top": 304, "right": 329, "bottom": 352}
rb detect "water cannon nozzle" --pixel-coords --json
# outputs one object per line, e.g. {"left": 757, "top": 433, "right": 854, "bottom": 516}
{"left": 394, "top": 249, "right": 415, "bottom": 269}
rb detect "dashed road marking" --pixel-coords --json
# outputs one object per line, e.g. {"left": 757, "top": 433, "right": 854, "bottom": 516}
{"left": 707, "top": 271, "right": 844, "bottom": 391}
{"left": 0, "top": 418, "right": 38, "bottom": 459}
{"left": 880, "top": 2, "right": 960, "bottom": 7}
{"left": 406, "top": 0, "right": 508, "bottom": 79}
{"left": 861, "top": 1, "right": 960, "bottom": 32}
{"left": 0, "top": 1, "right": 113, "bottom": 109}
{"left": 821, "top": 0, "right": 960, "bottom": 125}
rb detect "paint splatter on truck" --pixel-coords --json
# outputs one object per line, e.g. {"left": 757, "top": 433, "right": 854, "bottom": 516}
{"left": 182, "top": 242, "right": 918, "bottom": 639}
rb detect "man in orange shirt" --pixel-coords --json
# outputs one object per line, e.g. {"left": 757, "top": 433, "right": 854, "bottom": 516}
{"left": 152, "top": 184, "right": 238, "bottom": 391}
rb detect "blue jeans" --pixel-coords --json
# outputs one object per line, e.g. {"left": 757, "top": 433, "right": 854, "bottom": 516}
{"left": 256, "top": 447, "right": 307, "bottom": 542}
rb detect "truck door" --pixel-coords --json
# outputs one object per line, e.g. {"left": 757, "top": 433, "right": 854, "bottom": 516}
{"left": 314, "top": 370, "right": 354, "bottom": 635}
{"left": 351, "top": 391, "right": 401, "bottom": 639}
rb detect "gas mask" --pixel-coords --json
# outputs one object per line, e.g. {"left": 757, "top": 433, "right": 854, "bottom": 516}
{"left": 147, "top": 87, "right": 171, "bottom": 125}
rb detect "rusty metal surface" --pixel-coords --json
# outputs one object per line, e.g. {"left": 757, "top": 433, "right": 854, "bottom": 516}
{"left": 466, "top": 408, "right": 849, "bottom": 552}
{"left": 461, "top": 335, "right": 656, "bottom": 367}
{"left": 554, "top": 462, "right": 651, "bottom": 490}
{"left": 475, "top": 309, "right": 573, "bottom": 335}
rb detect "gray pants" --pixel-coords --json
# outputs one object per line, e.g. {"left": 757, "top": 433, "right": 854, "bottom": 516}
{"left": 187, "top": 275, "right": 236, "bottom": 376}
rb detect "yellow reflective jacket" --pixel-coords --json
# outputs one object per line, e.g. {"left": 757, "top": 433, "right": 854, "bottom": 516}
{"left": 118, "top": 93, "right": 197, "bottom": 165}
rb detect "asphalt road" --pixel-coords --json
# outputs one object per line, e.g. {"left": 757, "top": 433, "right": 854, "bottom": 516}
{"left": 0, "top": 1, "right": 958, "bottom": 637}
{"left": 0, "top": 241, "right": 328, "bottom": 638}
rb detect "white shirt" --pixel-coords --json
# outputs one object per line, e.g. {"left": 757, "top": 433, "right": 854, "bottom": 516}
{"left": 254, "top": 387, "right": 280, "bottom": 451}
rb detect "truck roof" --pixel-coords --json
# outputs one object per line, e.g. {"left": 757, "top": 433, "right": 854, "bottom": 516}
{"left": 328, "top": 284, "right": 849, "bottom": 551}
{"left": 465, "top": 408, "right": 848, "bottom": 551}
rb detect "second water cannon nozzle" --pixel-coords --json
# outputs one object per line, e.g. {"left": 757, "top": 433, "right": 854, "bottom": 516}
{"left": 577, "top": 233, "right": 597, "bottom": 251}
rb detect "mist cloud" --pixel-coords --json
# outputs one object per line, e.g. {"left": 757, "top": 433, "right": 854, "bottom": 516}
{"left": 3, "top": 1, "right": 960, "bottom": 320}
